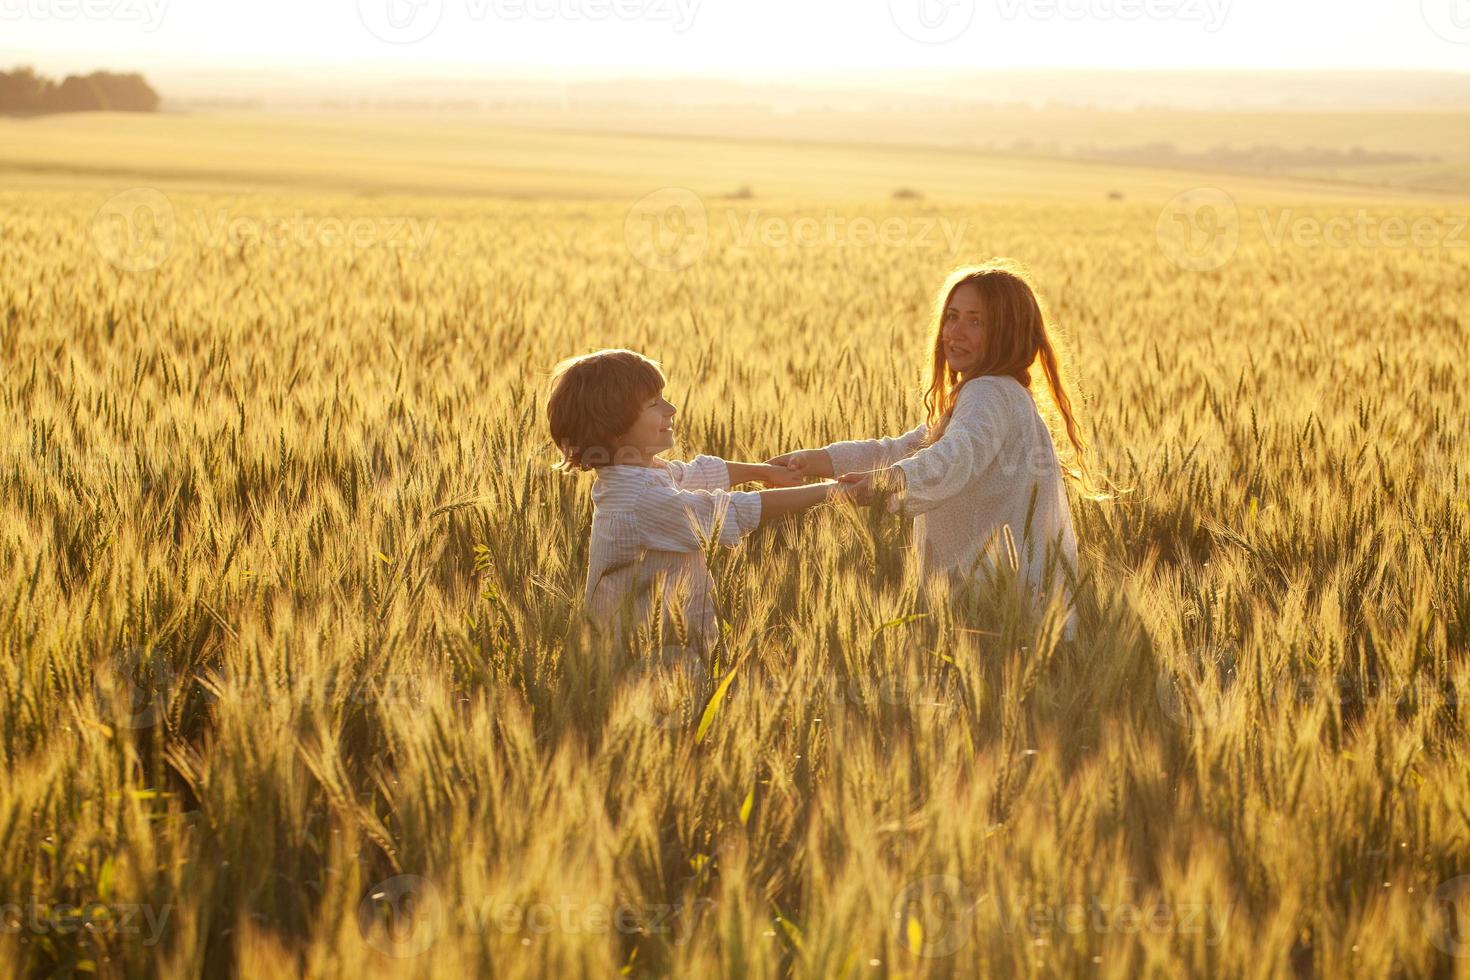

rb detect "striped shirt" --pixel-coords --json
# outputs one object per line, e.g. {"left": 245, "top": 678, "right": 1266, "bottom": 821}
{"left": 823, "top": 375, "right": 1080, "bottom": 638}
{"left": 584, "top": 455, "right": 763, "bottom": 652}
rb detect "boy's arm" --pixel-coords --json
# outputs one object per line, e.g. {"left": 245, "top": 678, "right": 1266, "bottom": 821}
{"left": 727, "top": 461, "right": 805, "bottom": 489}
{"left": 663, "top": 457, "right": 802, "bottom": 490}
{"left": 752, "top": 481, "right": 843, "bottom": 522}
{"left": 661, "top": 455, "right": 731, "bottom": 491}
{"left": 635, "top": 481, "right": 844, "bottom": 552}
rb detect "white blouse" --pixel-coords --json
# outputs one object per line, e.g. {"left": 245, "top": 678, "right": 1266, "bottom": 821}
{"left": 584, "top": 455, "right": 762, "bottom": 652}
{"left": 823, "top": 376, "right": 1080, "bottom": 638}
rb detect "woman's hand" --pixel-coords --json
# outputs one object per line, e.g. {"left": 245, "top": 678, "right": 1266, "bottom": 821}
{"left": 765, "top": 449, "right": 836, "bottom": 481}
{"left": 837, "top": 468, "right": 904, "bottom": 507}
{"left": 838, "top": 471, "right": 874, "bottom": 505}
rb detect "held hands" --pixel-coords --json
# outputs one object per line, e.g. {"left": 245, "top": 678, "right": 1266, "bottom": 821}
{"left": 751, "top": 462, "right": 807, "bottom": 489}
{"left": 764, "top": 449, "right": 836, "bottom": 482}
{"left": 755, "top": 449, "right": 900, "bottom": 506}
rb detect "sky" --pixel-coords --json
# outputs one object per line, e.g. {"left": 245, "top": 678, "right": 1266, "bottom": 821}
{"left": 2, "top": 0, "right": 1469, "bottom": 78}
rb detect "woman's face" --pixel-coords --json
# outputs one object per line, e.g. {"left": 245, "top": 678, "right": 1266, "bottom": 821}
{"left": 940, "top": 282, "right": 985, "bottom": 376}
{"left": 615, "top": 387, "right": 677, "bottom": 461}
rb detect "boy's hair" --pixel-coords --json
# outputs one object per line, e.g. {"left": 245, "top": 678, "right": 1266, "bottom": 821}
{"left": 546, "top": 349, "right": 666, "bottom": 471}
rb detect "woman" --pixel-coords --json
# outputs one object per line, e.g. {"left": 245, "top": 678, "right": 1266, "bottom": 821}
{"left": 770, "top": 261, "right": 1088, "bottom": 639}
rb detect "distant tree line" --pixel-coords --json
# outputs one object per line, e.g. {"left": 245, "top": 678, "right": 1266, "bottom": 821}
{"left": 0, "top": 67, "right": 160, "bottom": 115}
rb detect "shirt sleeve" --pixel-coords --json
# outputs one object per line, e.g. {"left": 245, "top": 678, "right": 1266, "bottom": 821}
{"left": 888, "top": 380, "right": 1010, "bottom": 516}
{"left": 822, "top": 424, "right": 927, "bottom": 477}
{"left": 661, "top": 455, "right": 732, "bottom": 492}
{"left": 635, "top": 485, "right": 763, "bottom": 551}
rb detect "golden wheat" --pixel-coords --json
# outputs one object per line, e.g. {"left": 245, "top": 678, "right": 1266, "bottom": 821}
{"left": 0, "top": 179, "right": 1467, "bottom": 978}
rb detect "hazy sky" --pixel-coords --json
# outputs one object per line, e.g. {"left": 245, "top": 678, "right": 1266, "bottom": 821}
{"left": 2, "top": 0, "right": 1469, "bottom": 77}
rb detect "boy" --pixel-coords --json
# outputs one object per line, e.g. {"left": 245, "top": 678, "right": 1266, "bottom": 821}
{"left": 547, "top": 348, "right": 842, "bottom": 652}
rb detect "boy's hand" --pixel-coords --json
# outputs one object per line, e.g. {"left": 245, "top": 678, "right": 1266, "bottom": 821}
{"left": 765, "top": 449, "right": 835, "bottom": 481}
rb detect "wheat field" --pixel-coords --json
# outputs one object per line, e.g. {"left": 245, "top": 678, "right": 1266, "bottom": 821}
{"left": 1, "top": 140, "right": 1468, "bottom": 979}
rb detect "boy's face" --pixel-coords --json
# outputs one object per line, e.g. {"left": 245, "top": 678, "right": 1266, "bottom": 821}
{"left": 614, "top": 386, "right": 677, "bottom": 461}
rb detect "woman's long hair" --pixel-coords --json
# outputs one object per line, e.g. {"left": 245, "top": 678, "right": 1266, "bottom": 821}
{"left": 921, "top": 260, "right": 1092, "bottom": 488}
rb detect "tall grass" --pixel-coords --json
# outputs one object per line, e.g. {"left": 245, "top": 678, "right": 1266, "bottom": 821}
{"left": 1, "top": 186, "right": 1467, "bottom": 978}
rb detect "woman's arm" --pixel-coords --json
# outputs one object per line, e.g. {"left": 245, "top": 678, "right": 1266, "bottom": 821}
{"left": 823, "top": 424, "right": 928, "bottom": 476}
{"left": 882, "top": 380, "right": 1010, "bottom": 515}
{"left": 768, "top": 424, "right": 927, "bottom": 480}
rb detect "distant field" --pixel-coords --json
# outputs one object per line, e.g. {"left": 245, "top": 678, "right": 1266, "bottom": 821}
{"left": 2, "top": 111, "right": 1464, "bottom": 204}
